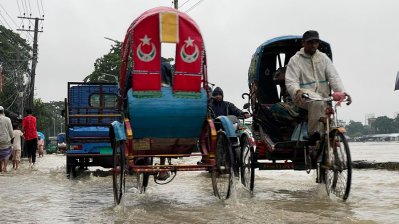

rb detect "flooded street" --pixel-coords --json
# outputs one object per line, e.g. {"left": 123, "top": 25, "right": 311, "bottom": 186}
{"left": 1, "top": 142, "right": 398, "bottom": 223}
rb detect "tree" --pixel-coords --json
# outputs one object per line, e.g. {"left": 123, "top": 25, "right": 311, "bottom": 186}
{"left": 0, "top": 25, "right": 32, "bottom": 114}
{"left": 372, "top": 116, "right": 398, "bottom": 134}
{"left": 83, "top": 43, "right": 122, "bottom": 83}
{"left": 395, "top": 113, "right": 399, "bottom": 131}
{"left": 345, "top": 120, "right": 366, "bottom": 137}
{"left": 33, "top": 99, "right": 64, "bottom": 138}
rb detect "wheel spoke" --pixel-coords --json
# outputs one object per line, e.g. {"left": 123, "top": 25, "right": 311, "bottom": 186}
{"left": 112, "top": 140, "right": 125, "bottom": 205}
{"left": 240, "top": 136, "right": 255, "bottom": 193}
{"left": 324, "top": 132, "right": 352, "bottom": 200}
{"left": 212, "top": 131, "right": 233, "bottom": 200}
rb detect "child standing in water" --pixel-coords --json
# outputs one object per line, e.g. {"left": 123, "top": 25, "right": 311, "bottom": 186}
{"left": 12, "top": 124, "right": 24, "bottom": 170}
{"left": 37, "top": 136, "right": 44, "bottom": 157}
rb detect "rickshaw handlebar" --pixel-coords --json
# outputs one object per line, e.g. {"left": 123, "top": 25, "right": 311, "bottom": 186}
{"left": 302, "top": 93, "right": 350, "bottom": 105}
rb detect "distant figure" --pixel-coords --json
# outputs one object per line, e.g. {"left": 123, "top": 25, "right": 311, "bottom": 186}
{"left": 0, "top": 106, "right": 13, "bottom": 172}
{"left": 12, "top": 124, "right": 24, "bottom": 170}
{"left": 37, "top": 136, "right": 44, "bottom": 157}
{"left": 208, "top": 87, "right": 250, "bottom": 119}
{"left": 22, "top": 108, "right": 38, "bottom": 169}
{"left": 161, "top": 57, "right": 173, "bottom": 87}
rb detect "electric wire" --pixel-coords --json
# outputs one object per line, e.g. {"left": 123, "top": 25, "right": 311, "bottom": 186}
{"left": 185, "top": 0, "right": 205, "bottom": 13}
{"left": 39, "top": 0, "right": 44, "bottom": 17}
{"left": 0, "top": 3, "right": 19, "bottom": 29}
{"left": 0, "top": 28, "right": 32, "bottom": 58}
{"left": 27, "top": 0, "right": 33, "bottom": 17}
{"left": 16, "top": 0, "right": 22, "bottom": 16}
{"left": 179, "top": 0, "right": 192, "bottom": 9}
{"left": 0, "top": 10, "right": 14, "bottom": 30}
{"left": 21, "top": 0, "right": 27, "bottom": 16}
{"left": 6, "top": 92, "right": 20, "bottom": 110}
{"left": 36, "top": 0, "right": 42, "bottom": 17}
{"left": 0, "top": 0, "right": 37, "bottom": 111}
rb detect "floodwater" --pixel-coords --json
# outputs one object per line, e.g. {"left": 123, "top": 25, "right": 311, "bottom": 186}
{"left": 1, "top": 142, "right": 398, "bottom": 224}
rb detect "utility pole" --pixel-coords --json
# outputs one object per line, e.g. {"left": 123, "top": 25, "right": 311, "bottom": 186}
{"left": 17, "top": 16, "right": 44, "bottom": 111}
{"left": 174, "top": 0, "right": 178, "bottom": 9}
{"left": 16, "top": 48, "right": 24, "bottom": 118}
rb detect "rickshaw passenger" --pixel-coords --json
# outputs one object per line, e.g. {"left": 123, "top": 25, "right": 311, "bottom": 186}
{"left": 208, "top": 87, "right": 250, "bottom": 119}
{"left": 161, "top": 57, "right": 173, "bottom": 87}
{"left": 285, "top": 30, "right": 352, "bottom": 144}
{"left": 123, "top": 57, "right": 173, "bottom": 98}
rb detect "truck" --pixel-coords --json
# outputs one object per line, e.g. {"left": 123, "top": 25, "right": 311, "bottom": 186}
{"left": 64, "top": 82, "right": 121, "bottom": 177}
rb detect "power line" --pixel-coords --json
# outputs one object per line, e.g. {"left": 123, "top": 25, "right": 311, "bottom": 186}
{"left": 179, "top": 0, "right": 192, "bottom": 9}
{"left": 185, "top": 0, "right": 205, "bottom": 13}
{"left": 39, "top": 0, "right": 44, "bottom": 17}
{"left": 36, "top": 0, "right": 42, "bottom": 17}
{"left": 16, "top": 0, "right": 22, "bottom": 16}
{"left": 0, "top": 10, "right": 14, "bottom": 30}
{"left": 0, "top": 3, "right": 19, "bottom": 29}
{"left": 17, "top": 16, "right": 44, "bottom": 109}
{"left": 0, "top": 24, "right": 31, "bottom": 51}
{"left": 21, "top": 0, "right": 28, "bottom": 16}
{"left": 27, "top": 0, "right": 33, "bottom": 17}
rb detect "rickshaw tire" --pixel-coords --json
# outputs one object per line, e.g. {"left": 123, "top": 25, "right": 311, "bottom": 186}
{"left": 211, "top": 131, "right": 233, "bottom": 200}
{"left": 112, "top": 139, "right": 125, "bottom": 205}
{"left": 323, "top": 131, "right": 352, "bottom": 201}
{"left": 240, "top": 136, "right": 255, "bottom": 193}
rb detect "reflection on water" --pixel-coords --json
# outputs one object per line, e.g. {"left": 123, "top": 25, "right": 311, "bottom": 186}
{"left": 0, "top": 142, "right": 398, "bottom": 223}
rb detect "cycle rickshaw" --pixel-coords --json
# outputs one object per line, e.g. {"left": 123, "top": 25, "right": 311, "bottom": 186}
{"left": 241, "top": 36, "right": 352, "bottom": 200}
{"left": 109, "top": 7, "right": 236, "bottom": 205}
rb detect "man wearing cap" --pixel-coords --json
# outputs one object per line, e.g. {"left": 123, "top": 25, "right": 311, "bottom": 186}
{"left": 285, "top": 30, "right": 352, "bottom": 142}
{"left": 0, "top": 106, "right": 14, "bottom": 172}
{"left": 208, "top": 87, "right": 250, "bottom": 119}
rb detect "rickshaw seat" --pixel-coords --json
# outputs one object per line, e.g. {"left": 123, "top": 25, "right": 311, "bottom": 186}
{"left": 255, "top": 103, "right": 300, "bottom": 141}
{"left": 126, "top": 86, "right": 207, "bottom": 138}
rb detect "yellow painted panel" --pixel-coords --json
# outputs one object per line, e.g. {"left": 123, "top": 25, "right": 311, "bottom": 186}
{"left": 160, "top": 12, "right": 178, "bottom": 43}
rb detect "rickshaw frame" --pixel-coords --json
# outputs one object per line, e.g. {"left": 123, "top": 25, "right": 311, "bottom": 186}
{"left": 242, "top": 36, "right": 352, "bottom": 200}
{"left": 109, "top": 7, "right": 234, "bottom": 205}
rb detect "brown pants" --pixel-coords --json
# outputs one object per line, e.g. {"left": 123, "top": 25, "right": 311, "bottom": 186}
{"left": 293, "top": 90, "right": 327, "bottom": 135}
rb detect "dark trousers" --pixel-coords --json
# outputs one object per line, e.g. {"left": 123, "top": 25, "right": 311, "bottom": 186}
{"left": 25, "top": 138, "right": 38, "bottom": 163}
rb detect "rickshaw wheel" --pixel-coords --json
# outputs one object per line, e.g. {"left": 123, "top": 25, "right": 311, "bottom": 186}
{"left": 112, "top": 139, "right": 126, "bottom": 205}
{"left": 240, "top": 136, "right": 255, "bottom": 193}
{"left": 212, "top": 131, "right": 233, "bottom": 200}
{"left": 136, "top": 158, "right": 151, "bottom": 193}
{"left": 324, "top": 131, "right": 352, "bottom": 201}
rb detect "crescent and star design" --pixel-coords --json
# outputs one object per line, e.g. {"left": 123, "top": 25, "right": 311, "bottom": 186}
{"left": 137, "top": 35, "right": 157, "bottom": 62}
{"left": 180, "top": 37, "right": 199, "bottom": 63}
{"left": 137, "top": 35, "right": 199, "bottom": 63}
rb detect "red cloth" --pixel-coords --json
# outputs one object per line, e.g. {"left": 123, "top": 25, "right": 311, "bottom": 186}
{"left": 175, "top": 17, "right": 203, "bottom": 74}
{"left": 22, "top": 115, "right": 38, "bottom": 140}
{"left": 173, "top": 16, "right": 203, "bottom": 92}
{"left": 132, "top": 13, "right": 161, "bottom": 91}
{"left": 332, "top": 92, "right": 345, "bottom": 106}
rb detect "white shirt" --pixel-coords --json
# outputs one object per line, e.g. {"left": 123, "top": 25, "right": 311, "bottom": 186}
{"left": 13, "top": 130, "right": 24, "bottom": 150}
{"left": 285, "top": 48, "right": 345, "bottom": 98}
{"left": 0, "top": 113, "right": 13, "bottom": 149}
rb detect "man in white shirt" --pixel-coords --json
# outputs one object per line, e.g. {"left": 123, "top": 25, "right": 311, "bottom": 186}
{"left": 0, "top": 106, "right": 13, "bottom": 172}
{"left": 285, "top": 30, "right": 352, "bottom": 143}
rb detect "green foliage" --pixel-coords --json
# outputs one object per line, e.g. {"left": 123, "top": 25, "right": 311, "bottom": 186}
{"left": 345, "top": 120, "right": 366, "bottom": 137}
{"left": 372, "top": 116, "right": 398, "bottom": 134}
{"left": 0, "top": 25, "right": 32, "bottom": 113}
{"left": 395, "top": 113, "right": 399, "bottom": 127}
{"left": 33, "top": 99, "right": 64, "bottom": 138}
{"left": 83, "top": 42, "right": 122, "bottom": 83}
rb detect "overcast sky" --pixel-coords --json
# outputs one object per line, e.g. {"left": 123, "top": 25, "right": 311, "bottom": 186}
{"left": 1, "top": 0, "right": 399, "bottom": 123}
